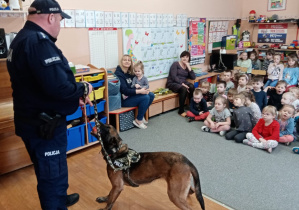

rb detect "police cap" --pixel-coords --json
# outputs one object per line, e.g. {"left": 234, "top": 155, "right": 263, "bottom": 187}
{"left": 29, "top": 0, "right": 71, "bottom": 19}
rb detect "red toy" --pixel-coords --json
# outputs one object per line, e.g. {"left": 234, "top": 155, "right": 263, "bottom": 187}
{"left": 249, "top": 10, "right": 256, "bottom": 23}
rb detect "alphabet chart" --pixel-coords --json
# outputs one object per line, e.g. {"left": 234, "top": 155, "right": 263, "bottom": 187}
{"left": 122, "top": 27, "right": 186, "bottom": 81}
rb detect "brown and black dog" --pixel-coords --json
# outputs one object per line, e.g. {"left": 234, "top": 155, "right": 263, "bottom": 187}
{"left": 93, "top": 122, "right": 205, "bottom": 210}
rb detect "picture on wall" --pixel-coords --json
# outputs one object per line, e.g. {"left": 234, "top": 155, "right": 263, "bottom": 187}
{"left": 268, "top": 0, "right": 287, "bottom": 11}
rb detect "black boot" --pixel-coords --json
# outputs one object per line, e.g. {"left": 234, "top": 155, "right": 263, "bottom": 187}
{"left": 66, "top": 193, "right": 80, "bottom": 207}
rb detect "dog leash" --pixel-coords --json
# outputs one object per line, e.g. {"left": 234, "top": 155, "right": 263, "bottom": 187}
{"left": 86, "top": 85, "right": 134, "bottom": 172}
{"left": 82, "top": 82, "right": 140, "bottom": 174}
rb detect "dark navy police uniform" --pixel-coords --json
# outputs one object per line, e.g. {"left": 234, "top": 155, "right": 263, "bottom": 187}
{"left": 6, "top": 21, "right": 85, "bottom": 210}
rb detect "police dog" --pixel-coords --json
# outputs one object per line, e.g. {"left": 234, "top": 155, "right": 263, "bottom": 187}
{"left": 93, "top": 123, "right": 205, "bottom": 210}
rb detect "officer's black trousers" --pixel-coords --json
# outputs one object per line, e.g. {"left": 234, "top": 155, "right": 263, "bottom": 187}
{"left": 22, "top": 130, "right": 68, "bottom": 210}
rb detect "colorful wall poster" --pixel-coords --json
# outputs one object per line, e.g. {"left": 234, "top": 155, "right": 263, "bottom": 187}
{"left": 123, "top": 27, "right": 186, "bottom": 81}
{"left": 257, "top": 24, "right": 287, "bottom": 43}
{"left": 188, "top": 18, "right": 206, "bottom": 65}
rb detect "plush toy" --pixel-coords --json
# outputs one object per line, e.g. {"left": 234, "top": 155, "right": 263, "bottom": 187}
{"left": 9, "top": 0, "right": 20, "bottom": 10}
{"left": 249, "top": 10, "right": 256, "bottom": 23}
{"left": 0, "top": 0, "right": 10, "bottom": 10}
{"left": 242, "top": 30, "right": 250, "bottom": 42}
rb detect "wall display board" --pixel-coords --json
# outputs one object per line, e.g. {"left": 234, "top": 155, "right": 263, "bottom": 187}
{"left": 208, "top": 21, "right": 229, "bottom": 52}
{"left": 188, "top": 18, "right": 207, "bottom": 65}
{"left": 257, "top": 24, "right": 287, "bottom": 44}
{"left": 88, "top": 28, "right": 118, "bottom": 69}
{"left": 122, "top": 27, "right": 186, "bottom": 81}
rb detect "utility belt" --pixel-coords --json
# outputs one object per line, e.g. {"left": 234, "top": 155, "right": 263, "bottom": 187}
{"left": 15, "top": 112, "right": 64, "bottom": 140}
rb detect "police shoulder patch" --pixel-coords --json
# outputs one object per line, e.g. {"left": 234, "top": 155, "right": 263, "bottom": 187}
{"left": 42, "top": 55, "right": 62, "bottom": 66}
{"left": 37, "top": 32, "right": 49, "bottom": 40}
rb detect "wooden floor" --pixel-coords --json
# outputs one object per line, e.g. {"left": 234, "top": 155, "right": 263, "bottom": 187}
{"left": 0, "top": 146, "right": 230, "bottom": 210}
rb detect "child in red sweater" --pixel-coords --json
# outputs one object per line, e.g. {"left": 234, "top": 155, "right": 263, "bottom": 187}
{"left": 243, "top": 105, "right": 279, "bottom": 153}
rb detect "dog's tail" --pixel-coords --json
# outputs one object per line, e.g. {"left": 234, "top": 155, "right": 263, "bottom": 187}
{"left": 188, "top": 159, "right": 205, "bottom": 210}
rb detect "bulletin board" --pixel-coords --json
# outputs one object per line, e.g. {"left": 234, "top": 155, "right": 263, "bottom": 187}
{"left": 122, "top": 27, "right": 187, "bottom": 81}
{"left": 188, "top": 18, "right": 206, "bottom": 65}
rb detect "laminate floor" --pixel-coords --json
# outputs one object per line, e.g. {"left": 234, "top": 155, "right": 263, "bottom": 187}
{"left": 0, "top": 146, "right": 231, "bottom": 210}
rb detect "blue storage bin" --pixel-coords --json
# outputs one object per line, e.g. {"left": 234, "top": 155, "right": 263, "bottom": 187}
{"left": 91, "top": 79, "right": 104, "bottom": 88}
{"left": 88, "top": 122, "right": 97, "bottom": 142}
{"left": 99, "top": 115, "right": 107, "bottom": 124}
{"left": 88, "top": 116, "right": 107, "bottom": 142}
{"left": 67, "top": 124, "right": 85, "bottom": 151}
{"left": 194, "top": 82, "right": 199, "bottom": 88}
{"left": 66, "top": 106, "right": 82, "bottom": 121}
{"left": 86, "top": 100, "right": 106, "bottom": 116}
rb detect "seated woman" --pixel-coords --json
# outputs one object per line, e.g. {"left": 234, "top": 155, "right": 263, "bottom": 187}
{"left": 114, "top": 54, "right": 154, "bottom": 129}
{"left": 166, "top": 51, "right": 196, "bottom": 116}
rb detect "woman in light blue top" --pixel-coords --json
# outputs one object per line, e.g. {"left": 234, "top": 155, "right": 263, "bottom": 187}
{"left": 237, "top": 51, "right": 252, "bottom": 74}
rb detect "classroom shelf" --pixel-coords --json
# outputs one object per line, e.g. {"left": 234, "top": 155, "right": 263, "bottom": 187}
{"left": 249, "top": 21, "right": 298, "bottom": 24}
{"left": 257, "top": 48, "right": 299, "bottom": 52}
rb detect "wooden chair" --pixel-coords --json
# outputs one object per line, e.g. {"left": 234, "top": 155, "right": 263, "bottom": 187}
{"left": 251, "top": 70, "right": 266, "bottom": 75}
{"left": 234, "top": 66, "right": 248, "bottom": 73}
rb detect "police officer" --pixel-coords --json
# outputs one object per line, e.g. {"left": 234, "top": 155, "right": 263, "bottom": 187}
{"left": 6, "top": 0, "right": 93, "bottom": 209}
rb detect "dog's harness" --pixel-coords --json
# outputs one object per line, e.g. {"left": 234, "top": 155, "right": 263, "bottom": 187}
{"left": 83, "top": 85, "right": 140, "bottom": 186}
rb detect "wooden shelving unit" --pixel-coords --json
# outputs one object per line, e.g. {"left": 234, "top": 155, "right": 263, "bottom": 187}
{"left": 66, "top": 65, "right": 109, "bottom": 153}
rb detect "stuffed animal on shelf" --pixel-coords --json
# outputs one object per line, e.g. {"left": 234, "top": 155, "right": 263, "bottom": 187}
{"left": 9, "top": 0, "right": 21, "bottom": 10}
{"left": 249, "top": 10, "right": 256, "bottom": 23}
{"left": 242, "top": 30, "right": 250, "bottom": 42}
{"left": 0, "top": 0, "right": 10, "bottom": 10}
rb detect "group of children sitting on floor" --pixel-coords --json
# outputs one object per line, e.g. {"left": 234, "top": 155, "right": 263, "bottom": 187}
{"left": 185, "top": 52, "right": 299, "bottom": 154}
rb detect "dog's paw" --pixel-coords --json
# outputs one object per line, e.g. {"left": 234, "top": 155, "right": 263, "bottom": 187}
{"left": 96, "top": 196, "right": 108, "bottom": 203}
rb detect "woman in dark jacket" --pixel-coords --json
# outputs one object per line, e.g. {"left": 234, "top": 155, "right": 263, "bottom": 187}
{"left": 114, "top": 55, "right": 154, "bottom": 129}
{"left": 166, "top": 51, "right": 196, "bottom": 116}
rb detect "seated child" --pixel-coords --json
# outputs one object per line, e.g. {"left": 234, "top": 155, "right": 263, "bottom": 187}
{"left": 251, "top": 76, "right": 267, "bottom": 111}
{"left": 186, "top": 89, "right": 209, "bottom": 122}
{"left": 123, "top": 61, "right": 149, "bottom": 100}
{"left": 131, "top": 61, "right": 149, "bottom": 89}
{"left": 231, "top": 70, "right": 240, "bottom": 88}
{"left": 277, "top": 105, "right": 295, "bottom": 145}
{"left": 289, "top": 87, "right": 299, "bottom": 111}
{"left": 202, "top": 96, "right": 231, "bottom": 136}
{"left": 237, "top": 74, "right": 249, "bottom": 93}
{"left": 249, "top": 50, "right": 262, "bottom": 70}
{"left": 262, "top": 48, "right": 275, "bottom": 71}
{"left": 282, "top": 54, "right": 299, "bottom": 90}
{"left": 223, "top": 70, "right": 235, "bottom": 93}
{"left": 199, "top": 81, "right": 214, "bottom": 104}
{"left": 246, "top": 81, "right": 253, "bottom": 92}
{"left": 242, "top": 91, "right": 261, "bottom": 125}
{"left": 264, "top": 80, "right": 287, "bottom": 111}
{"left": 289, "top": 87, "right": 299, "bottom": 120}
{"left": 281, "top": 92, "right": 296, "bottom": 106}
{"left": 227, "top": 88, "right": 238, "bottom": 127}
{"left": 227, "top": 88, "right": 238, "bottom": 113}
{"left": 237, "top": 51, "right": 252, "bottom": 74}
{"left": 264, "top": 54, "right": 284, "bottom": 88}
{"left": 211, "top": 81, "right": 227, "bottom": 107}
{"left": 225, "top": 93, "right": 254, "bottom": 143}
{"left": 243, "top": 105, "right": 279, "bottom": 153}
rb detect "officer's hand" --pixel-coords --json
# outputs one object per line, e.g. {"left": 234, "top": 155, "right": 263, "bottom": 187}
{"left": 86, "top": 82, "right": 93, "bottom": 95}
{"left": 85, "top": 96, "right": 93, "bottom": 106}
{"left": 79, "top": 97, "right": 93, "bottom": 106}
{"left": 79, "top": 98, "right": 85, "bottom": 106}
